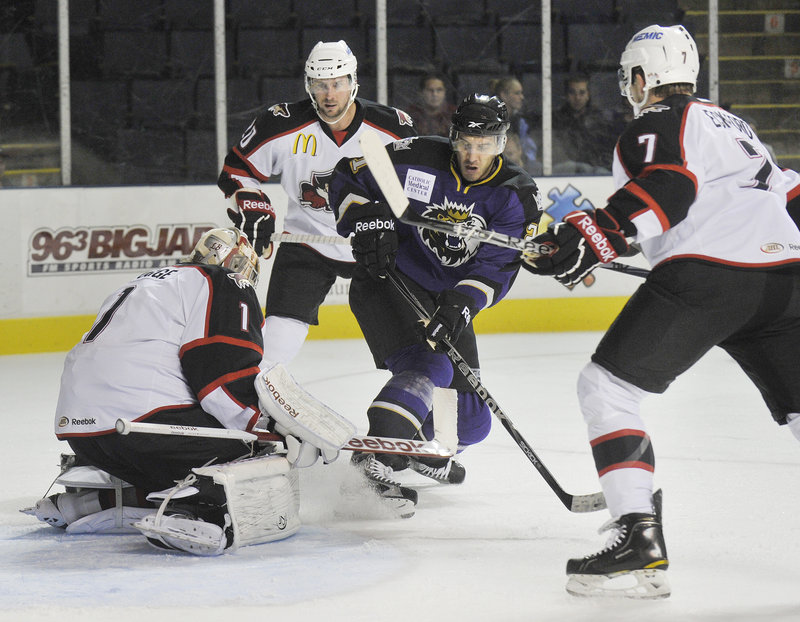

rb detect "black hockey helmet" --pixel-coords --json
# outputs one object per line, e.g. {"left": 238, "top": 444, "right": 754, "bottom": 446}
{"left": 450, "top": 94, "right": 510, "bottom": 137}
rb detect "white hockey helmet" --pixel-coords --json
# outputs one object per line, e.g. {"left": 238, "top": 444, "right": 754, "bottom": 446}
{"left": 304, "top": 40, "right": 359, "bottom": 118}
{"left": 187, "top": 227, "right": 260, "bottom": 287}
{"left": 618, "top": 24, "right": 699, "bottom": 112}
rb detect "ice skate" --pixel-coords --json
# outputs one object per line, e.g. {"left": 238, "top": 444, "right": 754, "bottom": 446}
{"left": 409, "top": 456, "right": 465, "bottom": 484}
{"left": 352, "top": 453, "right": 418, "bottom": 518}
{"left": 566, "top": 490, "right": 669, "bottom": 599}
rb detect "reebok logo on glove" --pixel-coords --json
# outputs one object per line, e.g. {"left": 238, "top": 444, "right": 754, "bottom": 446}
{"left": 566, "top": 212, "right": 619, "bottom": 263}
{"left": 241, "top": 198, "right": 272, "bottom": 212}
{"left": 354, "top": 219, "right": 395, "bottom": 233}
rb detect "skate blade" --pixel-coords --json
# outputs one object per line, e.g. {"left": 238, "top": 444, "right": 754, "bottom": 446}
{"left": 566, "top": 568, "right": 670, "bottom": 599}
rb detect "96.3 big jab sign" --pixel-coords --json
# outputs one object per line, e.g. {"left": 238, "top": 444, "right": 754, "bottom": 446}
{"left": 28, "top": 224, "right": 216, "bottom": 276}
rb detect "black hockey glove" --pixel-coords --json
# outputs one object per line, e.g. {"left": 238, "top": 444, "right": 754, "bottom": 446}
{"left": 350, "top": 202, "right": 398, "bottom": 279}
{"left": 523, "top": 209, "right": 629, "bottom": 287}
{"left": 227, "top": 189, "right": 276, "bottom": 258}
{"left": 425, "top": 289, "right": 478, "bottom": 345}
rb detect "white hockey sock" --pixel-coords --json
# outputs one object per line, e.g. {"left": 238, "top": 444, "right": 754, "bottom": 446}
{"left": 261, "top": 316, "right": 309, "bottom": 366}
{"left": 787, "top": 413, "right": 800, "bottom": 442}
{"left": 578, "top": 362, "right": 655, "bottom": 518}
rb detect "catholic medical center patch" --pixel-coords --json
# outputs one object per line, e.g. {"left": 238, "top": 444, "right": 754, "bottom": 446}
{"left": 404, "top": 169, "right": 436, "bottom": 204}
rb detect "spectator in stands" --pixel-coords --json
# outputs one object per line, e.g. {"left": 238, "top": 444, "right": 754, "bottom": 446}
{"left": 552, "top": 73, "right": 617, "bottom": 175}
{"left": 406, "top": 73, "right": 456, "bottom": 137}
{"left": 490, "top": 76, "right": 541, "bottom": 176}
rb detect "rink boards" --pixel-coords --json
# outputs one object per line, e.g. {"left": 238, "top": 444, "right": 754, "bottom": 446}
{"left": 0, "top": 178, "right": 645, "bottom": 354}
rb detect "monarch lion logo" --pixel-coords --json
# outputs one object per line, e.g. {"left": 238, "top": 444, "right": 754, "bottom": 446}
{"left": 419, "top": 199, "right": 485, "bottom": 266}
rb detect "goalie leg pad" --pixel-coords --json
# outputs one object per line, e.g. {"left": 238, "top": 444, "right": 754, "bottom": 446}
{"left": 256, "top": 364, "right": 356, "bottom": 456}
{"left": 137, "top": 455, "right": 300, "bottom": 555}
{"left": 195, "top": 454, "right": 300, "bottom": 550}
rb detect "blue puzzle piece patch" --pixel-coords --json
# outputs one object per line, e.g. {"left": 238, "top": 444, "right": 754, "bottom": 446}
{"left": 545, "top": 184, "right": 596, "bottom": 222}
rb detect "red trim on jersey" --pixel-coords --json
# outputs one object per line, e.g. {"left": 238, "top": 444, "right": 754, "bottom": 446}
{"left": 54, "top": 404, "right": 197, "bottom": 438}
{"left": 654, "top": 254, "right": 800, "bottom": 270}
{"left": 221, "top": 163, "right": 263, "bottom": 187}
{"left": 679, "top": 102, "right": 692, "bottom": 162}
{"left": 362, "top": 119, "right": 404, "bottom": 140}
{"left": 202, "top": 270, "right": 214, "bottom": 334}
{"left": 642, "top": 162, "right": 697, "bottom": 188}
{"left": 624, "top": 183, "right": 671, "bottom": 230}
{"left": 598, "top": 460, "right": 655, "bottom": 477}
{"left": 215, "top": 382, "right": 258, "bottom": 414}
{"left": 615, "top": 142, "right": 631, "bottom": 178}
{"left": 197, "top": 366, "right": 261, "bottom": 401}
{"left": 788, "top": 183, "right": 800, "bottom": 202}
{"left": 179, "top": 335, "right": 264, "bottom": 358}
{"left": 590, "top": 427, "right": 648, "bottom": 447}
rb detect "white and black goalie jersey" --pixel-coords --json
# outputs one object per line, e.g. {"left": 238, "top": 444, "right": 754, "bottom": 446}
{"left": 218, "top": 98, "right": 416, "bottom": 262}
{"left": 54, "top": 264, "right": 265, "bottom": 438}
{"left": 608, "top": 94, "right": 800, "bottom": 269}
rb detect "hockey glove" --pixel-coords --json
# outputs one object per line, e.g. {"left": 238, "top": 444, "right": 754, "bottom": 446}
{"left": 425, "top": 289, "right": 478, "bottom": 346}
{"left": 227, "top": 189, "right": 276, "bottom": 259}
{"left": 350, "top": 202, "right": 398, "bottom": 279}
{"left": 523, "top": 209, "right": 629, "bottom": 287}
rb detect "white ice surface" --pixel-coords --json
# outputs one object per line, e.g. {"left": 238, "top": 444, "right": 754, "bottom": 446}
{"left": 2, "top": 332, "right": 799, "bottom": 622}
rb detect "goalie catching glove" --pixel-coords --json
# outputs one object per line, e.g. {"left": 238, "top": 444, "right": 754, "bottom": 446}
{"left": 349, "top": 201, "right": 398, "bottom": 279}
{"left": 523, "top": 209, "right": 629, "bottom": 287}
{"left": 227, "top": 188, "right": 276, "bottom": 258}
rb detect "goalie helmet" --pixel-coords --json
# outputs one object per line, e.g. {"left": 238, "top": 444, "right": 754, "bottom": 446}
{"left": 304, "top": 40, "right": 359, "bottom": 118}
{"left": 187, "top": 227, "right": 260, "bottom": 287}
{"left": 449, "top": 94, "right": 510, "bottom": 155}
{"left": 618, "top": 24, "right": 699, "bottom": 113}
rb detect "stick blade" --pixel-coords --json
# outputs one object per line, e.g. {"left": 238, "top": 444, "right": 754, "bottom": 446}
{"left": 358, "top": 130, "right": 409, "bottom": 218}
{"left": 569, "top": 492, "right": 607, "bottom": 513}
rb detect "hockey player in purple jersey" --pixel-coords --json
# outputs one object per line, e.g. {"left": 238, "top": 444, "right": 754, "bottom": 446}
{"left": 218, "top": 40, "right": 415, "bottom": 367}
{"left": 329, "top": 94, "right": 542, "bottom": 515}
{"left": 524, "top": 24, "right": 800, "bottom": 599}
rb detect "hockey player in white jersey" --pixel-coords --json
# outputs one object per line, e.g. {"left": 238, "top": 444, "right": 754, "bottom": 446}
{"left": 524, "top": 24, "right": 800, "bottom": 599}
{"left": 24, "top": 228, "right": 356, "bottom": 555}
{"left": 218, "top": 40, "right": 416, "bottom": 366}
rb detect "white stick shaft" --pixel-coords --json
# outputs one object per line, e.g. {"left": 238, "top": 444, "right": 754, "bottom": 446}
{"left": 115, "top": 419, "right": 257, "bottom": 441}
{"left": 270, "top": 233, "right": 350, "bottom": 245}
{"left": 115, "top": 419, "right": 452, "bottom": 458}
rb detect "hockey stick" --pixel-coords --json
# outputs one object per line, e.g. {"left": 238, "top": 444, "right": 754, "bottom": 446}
{"left": 358, "top": 130, "right": 649, "bottom": 279}
{"left": 270, "top": 233, "right": 350, "bottom": 245}
{"left": 115, "top": 418, "right": 452, "bottom": 459}
{"left": 384, "top": 272, "right": 607, "bottom": 513}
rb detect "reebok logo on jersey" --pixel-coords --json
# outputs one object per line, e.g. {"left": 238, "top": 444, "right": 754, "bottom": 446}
{"left": 354, "top": 219, "right": 395, "bottom": 233}
{"left": 568, "top": 213, "right": 619, "bottom": 263}
{"left": 70, "top": 418, "right": 97, "bottom": 426}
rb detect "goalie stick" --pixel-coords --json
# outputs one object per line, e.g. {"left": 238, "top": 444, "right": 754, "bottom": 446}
{"left": 115, "top": 419, "right": 453, "bottom": 459}
{"left": 384, "top": 271, "right": 607, "bottom": 513}
{"left": 358, "top": 130, "right": 650, "bottom": 279}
